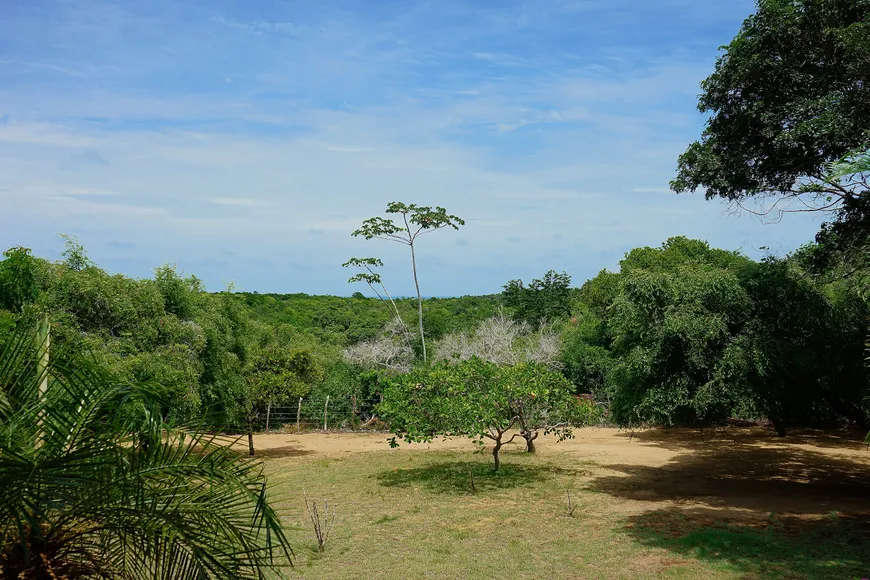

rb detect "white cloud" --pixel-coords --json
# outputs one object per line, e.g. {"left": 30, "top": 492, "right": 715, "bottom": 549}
{"left": 0, "top": 0, "right": 819, "bottom": 295}
{"left": 212, "top": 16, "right": 300, "bottom": 36}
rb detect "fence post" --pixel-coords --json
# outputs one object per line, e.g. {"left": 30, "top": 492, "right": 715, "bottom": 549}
{"left": 323, "top": 395, "right": 330, "bottom": 432}
{"left": 296, "top": 397, "right": 302, "bottom": 433}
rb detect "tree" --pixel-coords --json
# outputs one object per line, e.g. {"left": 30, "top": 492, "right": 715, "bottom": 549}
{"left": 59, "top": 234, "right": 93, "bottom": 272}
{"left": 502, "top": 270, "right": 572, "bottom": 326}
{"left": 350, "top": 202, "right": 464, "bottom": 362}
{"left": 560, "top": 306, "right": 612, "bottom": 398}
{"left": 811, "top": 147, "right": 870, "bottom": 267}
{"left": 496, "top": 362, "right": 598, "bottom": 454}
{"left": 153, "top": 264, "right": 203, "bottom": 320}
{"left": 672, "top": 0, "right": 870, "bottom": 248}
{"left": 378, "top": 358, "right": 597, "bottom": 470}
{"left": 432, "top": 312, "right": 562, "bottom": 370}
{"left": 730, "top": 258, "right": 858, "bottom": 434}
{"left": 596, "top": 239, "right": 864, "bottom": 435}
{"left": 243, "top": 346, "right": 323, "bottom": 454}
{"left": 607, "top": 265, "right": 754, "bottom": 429}
{"left": 0, "top": 247, "right": 42, "bottom": 313}
{"left": 0, "top": 325, "right": 292, "bottom": 578}
{"left": 342, "top": 319, "right": 414, "bottom": 374}
{"left": 342, "top": 257, "right": 412, "bottom": 343}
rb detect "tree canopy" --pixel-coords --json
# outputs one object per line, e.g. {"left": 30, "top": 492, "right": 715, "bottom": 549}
{"left": 672, "top": 0, "right": 870, "bottom": 252}
{"left": 378, "top": 358, "right": 599, "bottom": 470}
{"left": 564, "top": 237, "right": 868, "bottom": 435}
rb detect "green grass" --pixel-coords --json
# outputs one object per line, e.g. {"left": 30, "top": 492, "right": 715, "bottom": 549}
{"left": 627, "top": 509, "right": 870, "bottom": 580}
{"left": 264, "top": 448, "right": 870, "bottom": 579}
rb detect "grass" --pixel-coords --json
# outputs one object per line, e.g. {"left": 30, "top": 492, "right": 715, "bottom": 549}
{"left": 261, "top": 443, "right": 870, "bottom": 579}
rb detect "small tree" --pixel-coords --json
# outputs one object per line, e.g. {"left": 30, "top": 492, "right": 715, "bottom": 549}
{"left": 342, "top": 319, "right": 414, "bottom": 374}
{"left": 350, "top": 202, "right": 464, "bottom": 362}
{"left": 342, "top": 257, "right": 412, "bottom": 343}
{"left": 499, "top": 362, "right": 594, "bottom": 453}
{"left": 0, "top": 247, "right": 42, "bottom": 312}
{"left": 502, "top": 270, "right": 572, "bottom": 327}
{"left": 243, "top": 346, "right": 323, "bottom": 455}
{"left": 432, "top": 312, "right": 562, "bottom": 370}
{"left": 59, "top": 233, "right": 94, "bottom": 272}
{"left": 379, "top": 358, "right": 597, "bottom": 470}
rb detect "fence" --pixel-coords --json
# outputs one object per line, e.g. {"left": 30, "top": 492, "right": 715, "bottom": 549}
{"left": 252, "top": 394, "right": 387, "bottom": 434}
{"left": 235, "top": 394, "right": 612, "bottom": 434}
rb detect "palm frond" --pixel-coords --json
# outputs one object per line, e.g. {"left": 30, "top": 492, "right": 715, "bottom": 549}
{"left": 0, "top": 323, "right": 292, "bottom": 579}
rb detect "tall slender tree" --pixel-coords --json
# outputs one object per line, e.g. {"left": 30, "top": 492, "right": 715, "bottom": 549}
{"left": 350, "top": 202, "right": 464, "bottom": 362}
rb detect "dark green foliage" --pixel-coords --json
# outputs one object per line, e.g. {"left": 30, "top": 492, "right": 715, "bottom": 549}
{"left": 673, "top": 0, "right": 870, "bottom": 200}
{"left": 608, "top": 264, "right": 753, "bottom": 427}
{"left": 4, "top": 232, "right": 868, "bottom": 440}
{"left": 0, "top": 247, "right": 259, "bottom": 427}
{"left": 236, "top": 292, "right": 500, "bottom": 346}
{"left": 673, "top": 0, "right": 870, "bottom": 259}
{"left": 502, "top": 270, "right": 572, "bottom": 326}
{"left": 0, "top": 243, "right": 504, "bottom": 430}
{"left": 560, "top": 307, "right": 612, "bottom": 398}
{"left": 0, "top": 247, "right": 43, "bottom": 313}
{"left": 567, "top": 237, "right": 869, "bottom": 434}
{"left": 733, "top": 259, "right": 868, "bottom": 432}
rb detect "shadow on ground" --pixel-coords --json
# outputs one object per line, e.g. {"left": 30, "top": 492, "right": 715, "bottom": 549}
{"left": 376, "top": 459, "right": 586, "bottom": 495}
{"left": 589, "top": 431, "right": 870, "bottom": 515}
{"left": 248, "top": 445, "right": 315, "bottom": 459}
{"left": 589, "top": 428, "right": 870, "bottom": 578}
{"left": 621, "top": 425, "right": 869, "bottom": 451}
{"left": 624, "top": 507, "right": 870, "bottom": 580}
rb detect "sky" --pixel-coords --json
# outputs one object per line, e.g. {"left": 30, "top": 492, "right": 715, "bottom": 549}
{"left": 0, "top": 0, "right": 826, "bottom": 296}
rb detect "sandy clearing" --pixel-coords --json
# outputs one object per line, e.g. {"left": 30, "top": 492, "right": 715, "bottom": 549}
{"left": 223, "top": 426, "right": 870, "bottom": 519}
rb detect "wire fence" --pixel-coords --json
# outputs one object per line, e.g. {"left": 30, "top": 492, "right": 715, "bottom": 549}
{"left": 251, "top": 395, "right": 387, "bottom": 434}
{"left": 221, "top": 394, "right": 613, "bottom": 435}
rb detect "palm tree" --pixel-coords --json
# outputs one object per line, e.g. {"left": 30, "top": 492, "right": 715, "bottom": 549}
{"left": 0, "top": 323, "right": 292, "bottom": 579}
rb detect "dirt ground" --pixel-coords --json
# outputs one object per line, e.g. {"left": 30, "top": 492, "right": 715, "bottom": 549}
{"left": 227, "top": 425, "right": 870, "bottom": 521}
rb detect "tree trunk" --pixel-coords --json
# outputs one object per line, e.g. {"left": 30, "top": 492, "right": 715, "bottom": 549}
{"left": 247, "top": 420, "right": 255, "bottom": 456}
{"left": 492, "top": 442, "right": 502, "bottom": 472}
{"left": 771, "top": 417, "right": 787, "bottom": 437}
{"left": 36, "top": 314, "right": 50, "bottom": 445}
{"left": 379, "top": 282, "right": 413, "bottom": 344}
{"left": 265, "top": 402, "right": 271, "bottom": 434}
{"left": 524, "top": 432, "right": 537, "bottom": 453}
{"left": 409, "top": 241, "right": 426, "bottom": 362}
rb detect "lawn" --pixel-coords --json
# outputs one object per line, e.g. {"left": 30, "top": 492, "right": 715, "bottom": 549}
{"left": 246, "top": 427, "right": 870, "bottom": 579}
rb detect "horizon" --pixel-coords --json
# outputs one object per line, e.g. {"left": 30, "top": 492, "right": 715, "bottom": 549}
{"left": 1, "top": 0, "right": 824, "bottom": 296}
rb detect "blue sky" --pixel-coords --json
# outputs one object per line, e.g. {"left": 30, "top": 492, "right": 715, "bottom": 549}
{"left": 0, "top": 0, "right": 824, "bottom": 296}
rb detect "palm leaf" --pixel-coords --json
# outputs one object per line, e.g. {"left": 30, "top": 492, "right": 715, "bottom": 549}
{"left": 0, "top": 324, "right": 292, "bottom": 579}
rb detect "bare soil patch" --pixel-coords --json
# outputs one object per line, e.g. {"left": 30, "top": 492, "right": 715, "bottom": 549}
{"left": 242, "top": 427, "right": 870, "bottom": 519}
{"left": 246, "top": 426, "right": 870, "bottom": 578}
{"left": 238, "top": 425, "right": 870, "bottom": 519}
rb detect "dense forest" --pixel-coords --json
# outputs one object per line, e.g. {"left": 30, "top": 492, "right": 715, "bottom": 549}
{"left": 2, "top": 232, "right": 867, "bottom": 439}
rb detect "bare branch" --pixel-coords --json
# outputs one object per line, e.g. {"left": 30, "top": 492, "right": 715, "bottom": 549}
{"left": 432, "top": 311, "right": 563, "bottom": 369}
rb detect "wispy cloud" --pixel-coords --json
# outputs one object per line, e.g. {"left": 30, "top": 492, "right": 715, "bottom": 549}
{"left": 0, "top": 0, "right": 822, "bottom": 294}
{"left": 205, "top": 197, "right": 271, "bottom": 207}
{"left": 212, "top": 16, "right": 300, "bottom": 36}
